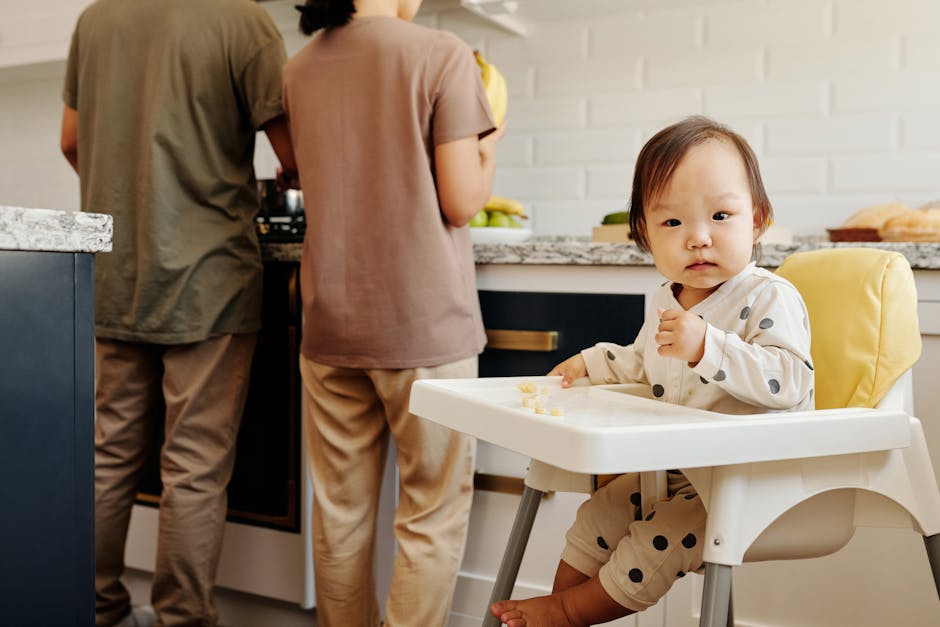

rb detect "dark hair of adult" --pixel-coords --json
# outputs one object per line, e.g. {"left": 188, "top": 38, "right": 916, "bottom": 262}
{"left": 628, "top": 115, "right": 773, "bottom": 257}
{"left": 295, "top": 0, "right": 356, "bottom": 35}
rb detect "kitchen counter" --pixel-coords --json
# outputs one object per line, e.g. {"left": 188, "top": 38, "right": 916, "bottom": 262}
{"left": 261, "top": 236, "right": 940, "bottom": 270}
{"left": 0, "top": 204, "right": 112, "bottom": 253}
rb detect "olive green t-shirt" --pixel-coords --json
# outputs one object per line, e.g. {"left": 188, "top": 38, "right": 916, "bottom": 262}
{"left": 63, "top": 0, "right": 286, "bottom": 344}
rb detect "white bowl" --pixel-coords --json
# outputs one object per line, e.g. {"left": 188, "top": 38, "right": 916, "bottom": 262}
{"left": 470, "top": 227, "right": 533, "bottom": 244}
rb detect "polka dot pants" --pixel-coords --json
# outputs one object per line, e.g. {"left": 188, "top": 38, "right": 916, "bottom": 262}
{"left": 560, "top": 471, "right": 706, "bottom": 612}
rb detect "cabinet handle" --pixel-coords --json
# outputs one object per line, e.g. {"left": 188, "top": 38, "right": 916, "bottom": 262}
{"left": 474, "top": 472, "right": 530, "bottom": 496}
{"left": 485, "top": 329, "right": 559, "bottom": 352}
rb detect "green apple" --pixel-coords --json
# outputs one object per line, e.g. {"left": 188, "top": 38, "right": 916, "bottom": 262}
{"left": 488, "top": 210, "right": 511, "bottom": 228}
{"left": 602, "top": 210, "right": 628, "bottom": 225}
{"left": 508, "top": 216, "right": 523, "bottom": 229}
{"left": 469, "top": 210, "right": 488, "bottom": 227}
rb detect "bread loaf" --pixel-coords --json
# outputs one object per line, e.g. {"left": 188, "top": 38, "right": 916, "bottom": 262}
{"left": 880, "top": 208, "right": 940, "bottom": 242}
{"left": 841, "top": 202, "right": 913, "bottom": 229}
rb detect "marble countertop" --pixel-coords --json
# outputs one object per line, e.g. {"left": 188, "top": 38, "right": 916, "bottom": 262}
{"left": 0, "top": 206, "right": 113, "bottom": 254}
{"left": 262, "top": 236, "right": 940, "bottom": 270}
{"left": 3, "top": 202, "right": 930, "bottom": 269}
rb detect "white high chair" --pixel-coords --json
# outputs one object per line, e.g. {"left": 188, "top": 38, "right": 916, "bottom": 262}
{"left": 481, "top": 248, "right": 940, "bottom": 627}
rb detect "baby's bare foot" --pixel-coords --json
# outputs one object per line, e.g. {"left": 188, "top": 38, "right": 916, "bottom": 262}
{"left": 489, "top": 595, "right": 574, "bottom": 627}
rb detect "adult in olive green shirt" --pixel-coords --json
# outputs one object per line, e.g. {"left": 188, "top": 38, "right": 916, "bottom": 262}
{"left": 60, "top": 1, "right": 296, "bottom": 626}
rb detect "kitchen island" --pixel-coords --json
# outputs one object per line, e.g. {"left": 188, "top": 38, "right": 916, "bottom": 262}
{"left": 0, "top": 205, "right": 112, "bottom": 627}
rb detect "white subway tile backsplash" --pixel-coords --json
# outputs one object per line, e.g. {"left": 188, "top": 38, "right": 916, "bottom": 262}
{"left": 704, "top": 1, "right": 829, "bottom": 49}
{"left": 586, "top": 165, "right": 633, "bottom": 199}
{"left": 760, "top": 158, "right": 828, "bottom": 194}
{"left": 535, "top": 130, "right": 639, "bottom": 165}
{"left": 500, "top": 65, "right": 535, "bottom": 99}
{"left": 905, "top": 33, "right": 940, "bottom": 71}
{"left": 531, "top": 199, "right": 629, "bottom": 237}
{"left": 535, "top": 57, "right": 641, "bottom": 96}
{"left": 832, "top": 155, "right": 940, "bottom": 192}
{"left": 495, "top": 134, "right": 533, "bottom": 167}
{"left": 768, "top": 38, "right": 900, "bottom": 79}
{"left": 4, "top": 0, "right": 940, "bottom": 240}
{"left": 506, "top": 98, "right": 586, "bottom": 131}
{"left": 437, "top": 9, "right": 506, "bottom": 45}
{"left": 766, "top": 115, "right": 896, "bottom": 155}
{"left": 900, "top": 114, "right": 940, "bottom": 151}
{"left": 589, "top": 12, "right": 701, "bottom": 59}
{"left": 646, "top": 49, "right": 762, "bottom": 89}
{"left": 590, "top": 90, "right": 702, "bottom": 127}
{"left": 488, "top": 23, "right": 587, "bottom": 63}
{"left": 833, "top": 0, "right": 940, "bottom": 38}
{"left": 833, "top": 72, "right": 940, "bottom": 113}
{"left": 704, "top": 80, "right": 827, "bottom": 119}
{"left": 493, "top": 167, "right": 584, "bottom": 200}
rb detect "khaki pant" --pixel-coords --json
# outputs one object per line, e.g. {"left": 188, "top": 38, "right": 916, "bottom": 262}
{"left": 300, "top": 355, "right": 477, "bottom": 627}
{"left": 94, "top": 334, "right": 256, "bottom": 627}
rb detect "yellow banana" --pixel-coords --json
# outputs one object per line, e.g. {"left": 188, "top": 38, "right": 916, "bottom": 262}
{"left": 485, "top": 195, "right": 526, "bottom": 218}
{"left": 475, "top": 50, "right": 507, "bottom": 126}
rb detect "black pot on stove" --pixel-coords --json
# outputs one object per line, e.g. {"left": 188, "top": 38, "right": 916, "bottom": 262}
{"left": 256, "top": 179, "right": 305, "bottom": 242}
{"left": 257, "top": 179, "right": 303, "bottom": 216}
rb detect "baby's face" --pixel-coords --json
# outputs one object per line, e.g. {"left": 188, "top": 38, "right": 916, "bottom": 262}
{"left": 644, "top": 138, "right": 758, "bottom": 307}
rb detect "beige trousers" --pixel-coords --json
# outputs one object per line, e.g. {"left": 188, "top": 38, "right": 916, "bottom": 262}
{"left": 300, "top": 355, "right": 477, "bottom": 627}
{"left": 94, "top": 334, "right": 256, "bottom": 627}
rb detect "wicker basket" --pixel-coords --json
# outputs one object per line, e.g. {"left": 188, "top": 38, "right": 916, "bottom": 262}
{"left": 826, "top": 228, "right": 881, "bottom": 242}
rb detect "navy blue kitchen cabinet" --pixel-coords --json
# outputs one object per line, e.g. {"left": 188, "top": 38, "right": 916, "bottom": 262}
{"left": 0, "top": 250, "right": 95, "bottom": 626}
{"left": 478, "top": 290, "right": 645, "bottom": 377}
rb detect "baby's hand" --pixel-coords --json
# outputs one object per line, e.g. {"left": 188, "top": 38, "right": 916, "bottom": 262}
{"left": 547, "top": 354, "right": 587, "bottom": 388}
{"left": 655, "top": 307, "right": 707, "bottom": 365}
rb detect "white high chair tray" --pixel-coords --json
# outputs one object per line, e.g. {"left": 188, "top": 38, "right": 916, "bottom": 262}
{"left": 409, "top": 376, "right": 911, "bottom": 474}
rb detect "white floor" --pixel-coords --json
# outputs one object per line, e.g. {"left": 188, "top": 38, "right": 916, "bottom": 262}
{"left": 124, "top": 568, "right": 318, "bottom": 627}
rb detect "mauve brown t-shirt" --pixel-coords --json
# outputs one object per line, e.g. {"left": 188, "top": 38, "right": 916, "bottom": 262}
{"left": 283, "top": 16, "right": 494, "bottom": 368}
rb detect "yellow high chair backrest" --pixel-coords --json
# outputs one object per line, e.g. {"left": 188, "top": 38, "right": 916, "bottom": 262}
{"left": 775, "top": 248, "right": 921, "bottom": 410}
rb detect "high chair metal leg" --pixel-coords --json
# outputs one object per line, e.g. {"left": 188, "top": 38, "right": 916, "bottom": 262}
{"left": 726, "top": 582, "right": 734, "bottom": 627}
{"left": 699, "top": 563, "right": 732, "bottom": 627}
{"left": 483, "top": 485, "right": 544, "bottom": 627}
{"left": 925, "top": 534, "right": 940, "bottom": 600}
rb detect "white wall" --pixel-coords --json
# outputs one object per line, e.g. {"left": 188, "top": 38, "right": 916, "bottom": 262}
{"left": 0, "top": 60, "right": 78, "bottom": 211}
{"left": 3, "top": 0, "right": 940, "bottom": 238}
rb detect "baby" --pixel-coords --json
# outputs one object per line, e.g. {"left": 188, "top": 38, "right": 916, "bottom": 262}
{"left": 490, "top": 116, "right": 815, "bottom": 627}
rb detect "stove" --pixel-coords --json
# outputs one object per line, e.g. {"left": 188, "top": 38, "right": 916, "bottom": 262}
{"left": 255, "top": 214, "right": 306, "bottom": 243}
{"left": 255, "top": 179, "right": 306, "bottom": 243}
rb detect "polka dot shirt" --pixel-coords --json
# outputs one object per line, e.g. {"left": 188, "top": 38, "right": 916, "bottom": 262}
{"left": 582, "top": 263, "right": 815, "bottom": 415}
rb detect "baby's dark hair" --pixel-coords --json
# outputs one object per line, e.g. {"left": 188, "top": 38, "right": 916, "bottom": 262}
{"left": 628, "top": 115, "right": 773, "bottom": 254}
{"left": 295, "top": 0, "right": 356, "bottom": 35}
